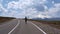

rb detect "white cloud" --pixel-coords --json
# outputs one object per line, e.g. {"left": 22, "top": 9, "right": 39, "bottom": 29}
{"left": 44, "top": 5, "right": 48, "bottom": 10}
{"left": 48, "top": 3, "right": 60, "bottom": 17}
{"left": 39, "top": 0, "right": 47, "bottom": 4}
{"left": 39, "top": 3, "right": 60, "bottom": 18}
{"left": 0, "top": 4, "right": 8, "bottom": 13}
{"left": 52, "top": 1, "right": 55, "bottom": 4}
{"left": 36, "top": 3, "right": 60, "bottom": 18}
{"left": 0, "top": 3, "right": 17, "bottom": 17}
{"left": 7, "top": 1, "right": 19, "bottom": 9}
{"left": 7, "top": 0, "right": 47, "bottom": 9}
{"left": 37, "top": 14, "right": 51, "bottom": 19}
{"left": 14, "top": 8, "right": 38, "bottom": 18}
{"left": 6, "top": 0, "right": 48, "bottom": 18}
{"left": 1, "top": 0, "right": 60, "bottom": 19}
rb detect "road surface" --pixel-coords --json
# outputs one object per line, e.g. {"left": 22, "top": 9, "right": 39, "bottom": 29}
{"left": 0, "top": 19, "right": 60, "bottom": 34}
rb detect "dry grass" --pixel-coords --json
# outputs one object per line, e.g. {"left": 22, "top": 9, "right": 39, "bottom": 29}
{"left": 28, "top": 19, "right": 60, "bottom": 29}
{"left": 0, "top": 17, "right": 15, "bottom": 23}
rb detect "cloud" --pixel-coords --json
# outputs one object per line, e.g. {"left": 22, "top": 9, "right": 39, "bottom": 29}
{"left": 0, "top": 3, "right": 17, "bottom": 17}
{"left": 6, "top": 0, "right": 47, "bottom": 18}
{"left": 7, "top": 1, "right": 18, "bottom": 9}
{"left": 7, "top": 0, "right": 47, "bottom": 9}
{"left": 36, "top": 2, "right": 60, "bottom": 19}
{"left": 37, "top": 14, "right": 51, "bottom": 19}
{"left": 48, "top": 3, "right": 60, "bottom": 17}
{"left": 38, "top": 3, "right": 60, "bottom": 18}
{"left": 0, "top": 4, "right": 8, "bottom": 13}
{"left": 1, "top": 0, "right": 60, "bottom": 19}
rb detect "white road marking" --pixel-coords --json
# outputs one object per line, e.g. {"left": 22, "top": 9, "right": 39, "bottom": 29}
{"left": 31, "top": 22, "right": 47, "bottom": 34}
{"left": 8, "top": 20, "right": 20, "bottom": 34}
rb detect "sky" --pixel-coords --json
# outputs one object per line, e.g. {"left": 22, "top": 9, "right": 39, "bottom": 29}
{"left": 0, "top": 0, "right": 60, "bottom": 19}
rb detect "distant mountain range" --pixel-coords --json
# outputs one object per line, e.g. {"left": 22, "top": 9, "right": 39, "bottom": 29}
{"left": 32, "top": 18, "right": 60, "bottom": 21}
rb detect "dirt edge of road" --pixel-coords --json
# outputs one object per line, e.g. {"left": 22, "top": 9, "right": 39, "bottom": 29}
{"left": 32, "top": 21, "right": 60, "bottom": 29}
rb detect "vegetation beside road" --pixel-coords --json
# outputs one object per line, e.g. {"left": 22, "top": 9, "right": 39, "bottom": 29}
{"left": 0, "top": 16, "right": 16, "bottom": 23}
{"left": 28, "top": 19, "right": 60, "bottom": 29}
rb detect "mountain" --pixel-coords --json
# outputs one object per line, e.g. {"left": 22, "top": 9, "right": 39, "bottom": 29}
{"left": 32, "top": 18, "right": 60, "bottom": 21}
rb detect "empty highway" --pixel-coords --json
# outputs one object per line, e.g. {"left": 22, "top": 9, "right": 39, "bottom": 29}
{"left": 0, "top": 19, "right": 60, "bottom": 34}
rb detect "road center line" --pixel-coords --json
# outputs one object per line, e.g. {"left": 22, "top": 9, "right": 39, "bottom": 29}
{"left": 31, "top": 22, "right": 47, "bottom": 34}
{"left": 8, "top": 20, "right": 20, "bottom": 34}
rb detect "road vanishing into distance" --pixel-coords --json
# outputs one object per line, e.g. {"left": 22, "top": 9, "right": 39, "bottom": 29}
{"left": 0, "top": 19, "right": 60, "bottom": 34}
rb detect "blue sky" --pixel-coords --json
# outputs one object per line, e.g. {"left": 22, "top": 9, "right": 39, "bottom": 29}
{"left": 0, "top": 0, "right": 60, "bottom": 19}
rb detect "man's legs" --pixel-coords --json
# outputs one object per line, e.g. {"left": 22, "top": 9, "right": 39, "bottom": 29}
{"left": 25, "top": 20, "right": 27, "bottom": 24}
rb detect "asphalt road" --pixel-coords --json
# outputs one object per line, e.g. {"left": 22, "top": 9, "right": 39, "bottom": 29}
{"left": 0, "top": 19, "right": 60, "bottom": 34}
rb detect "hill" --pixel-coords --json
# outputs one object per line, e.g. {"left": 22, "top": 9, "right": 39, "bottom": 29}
{"left": 0, "top": 16, "right": 16, "bottom": 23}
